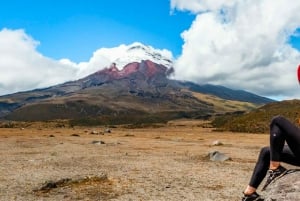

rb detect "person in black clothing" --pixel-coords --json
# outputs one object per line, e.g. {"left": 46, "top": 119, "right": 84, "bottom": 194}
{"left": 241, "top": 115, "right": 300, "bottom": 201}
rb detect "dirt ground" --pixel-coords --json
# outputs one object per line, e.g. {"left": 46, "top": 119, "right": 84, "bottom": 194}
{"left": 0, "top": 120, "right": 272, "bottom": 201}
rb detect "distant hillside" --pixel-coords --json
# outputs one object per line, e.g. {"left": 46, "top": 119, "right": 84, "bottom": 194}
{"left": 181, "top": 81, "right": 274, "bottom": 104}
{"left": 212, "top": 99, "right": 300, "bottom": 133}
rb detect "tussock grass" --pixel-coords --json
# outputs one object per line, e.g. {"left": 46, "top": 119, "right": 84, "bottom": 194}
{"left": 212, "top": 99, "right": 300, "bottom": 133}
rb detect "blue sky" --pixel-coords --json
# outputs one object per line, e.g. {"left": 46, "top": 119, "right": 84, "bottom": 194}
{"left": 1, "top": 0, "right": 300, "bottom": 100}
{"left": 290, "top": 28, "right": 300, "bottom": 50}
{"left": 0, "top": 0, "right": 194, "bottom": 62}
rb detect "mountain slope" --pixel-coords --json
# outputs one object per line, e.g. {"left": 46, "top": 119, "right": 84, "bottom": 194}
{"left": 0, "top": 60, "right": 274, "bottom": 125}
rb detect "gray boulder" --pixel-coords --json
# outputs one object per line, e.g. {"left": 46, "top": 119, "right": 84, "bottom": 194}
{"left": 208, "top": 151, "right": 231, "bottom": 162}
{"left": 263, "top": 170, "right": 300, "bottom": 201}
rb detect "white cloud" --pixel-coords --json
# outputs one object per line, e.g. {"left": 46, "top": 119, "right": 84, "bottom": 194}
{"left": 171, "top": 0, "right": 300, "bottom": 100}
{"left": 0, "top": 28, "right": 113, "bottom": 96}
{"left": 0, "top": 28, "right": 79, "bottom": 95}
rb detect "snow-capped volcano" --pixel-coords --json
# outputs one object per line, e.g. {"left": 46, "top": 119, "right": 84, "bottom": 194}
{"left": 91, "top": 42, "right": 174, "bottom": 69}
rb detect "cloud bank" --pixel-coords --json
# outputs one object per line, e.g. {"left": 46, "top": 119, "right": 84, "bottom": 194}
{"left": 171, "top": 0, "right": 300, "bottom": 99}
{"left": 0, "top": 29, "right": 78, "bottom": 95}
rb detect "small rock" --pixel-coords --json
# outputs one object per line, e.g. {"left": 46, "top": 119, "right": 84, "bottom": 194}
{"left": 124, "top": 134, "right": 135, "bottom": 137}
{"left": 90, "top": 130, "right": 104, "bottom": 135}
{"left": 91, "top": 140, "right": 105, "bottom": 145}
{"left": 90, "top": 130, "right": 98, "bottom": 134}
{"left": 70, "top": 134, "right": 80, "bottom": 137}
{"left": 40, "top": 181, "right": 57, "bottom": 190}
{"left": 212, "top": 140, "right": 223, "bottom": 146}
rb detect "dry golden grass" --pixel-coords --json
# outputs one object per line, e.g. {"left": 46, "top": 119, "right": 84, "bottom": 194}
{"left": 192, "top": 92, "right": 257, "bottom": 113}
{"left": 0, "top": 119, "right": 273, "bottom": 201}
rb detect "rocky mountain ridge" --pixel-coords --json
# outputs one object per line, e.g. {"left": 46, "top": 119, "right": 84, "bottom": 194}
{"left": 79, "top": 60, "right": 174, "bottom": 89}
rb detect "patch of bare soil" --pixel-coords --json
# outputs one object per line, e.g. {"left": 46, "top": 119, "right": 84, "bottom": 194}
{"left": 0, "top": 120, "right": 269, "bottom": 201}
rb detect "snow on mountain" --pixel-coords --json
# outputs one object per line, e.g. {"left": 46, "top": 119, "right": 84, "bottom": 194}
{"left": 91, "top": 42, "right": 174, "bottom": 70}
{"left": 114, "top": 42, "right": 173, "bottom": 69}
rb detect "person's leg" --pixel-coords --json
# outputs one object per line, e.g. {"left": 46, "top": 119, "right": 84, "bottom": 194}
{"left": 269, "top": 121, "right": 284, "bottom": 169}
{"left": 259, "top": 116, "right": 300, "bottom": 191}
{"left": 242, "top": 116, "right": 300, "bottom": 199}
{"left": 243, "top": 147, "right": 270, "bottom": 195}
{"left": 270, "top": 115, "right": 300, "bottom": 169}
{"left": 243, "top": 145, "right": 300, "bottom": 196}
{"left": 281, "top": 145, "right": 300, "bottom": 166}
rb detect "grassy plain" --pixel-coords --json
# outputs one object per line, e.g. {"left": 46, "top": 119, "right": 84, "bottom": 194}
{"left": 0, "top": 120, "right": 269, "bottom": 201}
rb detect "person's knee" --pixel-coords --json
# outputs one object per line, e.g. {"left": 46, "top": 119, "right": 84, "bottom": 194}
{"left": 270, "top": 115, "right": 284, "bottom": 126}
{"left": 259, "top": 146, "right": 270, "bottom": 161}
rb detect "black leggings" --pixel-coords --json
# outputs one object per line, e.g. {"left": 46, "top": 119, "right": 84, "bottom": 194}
{"left": 249, "top": 115, "right": 300, "bottom": 188}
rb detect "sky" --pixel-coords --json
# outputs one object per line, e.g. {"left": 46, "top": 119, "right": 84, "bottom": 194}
{"left": 1, "top": 0, "right": 300, "bottom": 100}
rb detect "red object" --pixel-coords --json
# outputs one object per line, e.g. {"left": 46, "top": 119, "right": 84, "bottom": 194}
{"left": 298, "top": 65, "right": 300, "bottom": 84}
